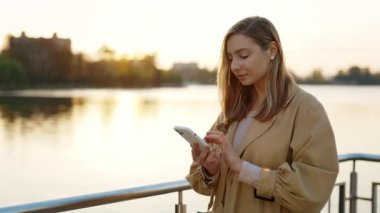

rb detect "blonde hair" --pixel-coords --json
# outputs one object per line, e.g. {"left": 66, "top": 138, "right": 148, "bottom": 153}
{"left": 217, "top": 16, "right": 294, "bottom": 125}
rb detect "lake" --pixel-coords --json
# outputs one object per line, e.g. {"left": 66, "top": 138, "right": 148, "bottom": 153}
{"left": 0, "top": 85, "right": 379, "bottom": 212}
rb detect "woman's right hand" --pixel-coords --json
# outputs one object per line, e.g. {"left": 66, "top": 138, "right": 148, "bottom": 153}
{"left": 191, "top": 143, "right": 221, "bottom": 176}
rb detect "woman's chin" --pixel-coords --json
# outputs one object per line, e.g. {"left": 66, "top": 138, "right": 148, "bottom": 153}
{"left": 239, "top": 80, "right": 253, "bottom": 86}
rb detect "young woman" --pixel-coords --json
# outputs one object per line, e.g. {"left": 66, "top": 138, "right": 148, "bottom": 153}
{"left": 186, "top": 16, "right": 339, "bottom": 213}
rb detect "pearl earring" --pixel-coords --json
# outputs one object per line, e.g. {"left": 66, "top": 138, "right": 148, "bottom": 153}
{"left": 271, "top": 55, "right": 275, "bottom": 60}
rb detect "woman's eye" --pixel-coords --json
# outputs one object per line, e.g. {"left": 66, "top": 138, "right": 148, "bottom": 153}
{"left": 240, "top": 55, "right": 248, "bottom": 59}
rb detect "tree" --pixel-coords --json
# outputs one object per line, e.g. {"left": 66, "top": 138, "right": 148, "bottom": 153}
{"left": 0, "top": 56, "right": 28, "bottom": 88}
{"left": 98, "top": 45, "right": 116, "bottom": 60}
{"left": 302, "top": 69, "right": 328, "bottom": 84}
{"left": 333, "top": 66, "right": 379, "bottom": 85}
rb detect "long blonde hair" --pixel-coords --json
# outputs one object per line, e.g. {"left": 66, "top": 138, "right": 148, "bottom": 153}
{"left": 218, "top": 16, "right": 294, "bottom": 125}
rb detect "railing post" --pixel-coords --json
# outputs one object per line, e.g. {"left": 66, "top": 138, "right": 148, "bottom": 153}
{"left": 339, "top": 183, "right": 346, "bottom": 213}
{"left": 372, "top": 183, "right": 378, "bottom": 213}
{"left": 350, "top": 160, "right": 357, "bottom": 213}
{"left": 175, "top": 190, "right": 186, "bottom": 213}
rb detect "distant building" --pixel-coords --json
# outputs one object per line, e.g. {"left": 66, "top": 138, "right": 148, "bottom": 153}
{"left": 9, "top": 32, "right": 71, "bottom": 52}
{"left": 4, "top": 32, "right": 73, "bottom": 83}
{"left": 172, "top": 62, "right": 199, "bottom": 71}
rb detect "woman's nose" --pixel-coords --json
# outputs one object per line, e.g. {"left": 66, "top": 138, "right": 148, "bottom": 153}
{"left": 230, "top": 59, "right": 240, "bottom": 72}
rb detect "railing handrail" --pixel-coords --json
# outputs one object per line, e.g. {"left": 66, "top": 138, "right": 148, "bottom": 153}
{"left": 0, "top": 180, "right": 191, "bottom": 213}
{"left": 1, "top": 153, "right": 379, "bottom": 213}
{"left": 339, "top": 153, "right": 380, "bottom": 163}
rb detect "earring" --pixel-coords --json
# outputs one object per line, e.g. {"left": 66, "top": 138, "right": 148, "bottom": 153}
{"left": 270, "top": 55, "right": 275, "bottom": 60}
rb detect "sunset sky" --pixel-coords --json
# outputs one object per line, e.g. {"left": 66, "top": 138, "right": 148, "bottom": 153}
{"left": 1, "top": 0, "right": 380, "bottom": 76}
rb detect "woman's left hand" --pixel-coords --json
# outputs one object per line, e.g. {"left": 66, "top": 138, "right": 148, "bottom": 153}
{"left": 205, "top": 131, "right": 243, "bottom": 173}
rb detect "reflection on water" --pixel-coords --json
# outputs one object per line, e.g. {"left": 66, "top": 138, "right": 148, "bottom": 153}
{"left": 136, "top": 98, "right": 159, "bottom": 117}
{"left": 0, "top": 93, "right": 161, "bottom": 143}
{"left": 0, "top": 96, "right": 73, "bottom": 121}
{"left": 0, "top": 86, "right": 379, "bottom": 212}
{"left": 0, "top": 97, "right": 74, "bottom": 142}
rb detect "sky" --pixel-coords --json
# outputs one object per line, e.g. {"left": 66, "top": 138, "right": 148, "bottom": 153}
{"left": 1, "top": 0, "right": 380, "bottom": 77}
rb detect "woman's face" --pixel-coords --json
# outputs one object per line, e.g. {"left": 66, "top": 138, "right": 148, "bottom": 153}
{"left": 226, "top": 33, "right": 272, "bottom": 87}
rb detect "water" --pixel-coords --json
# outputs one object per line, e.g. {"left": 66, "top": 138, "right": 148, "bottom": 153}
{"left": 0, "top": 85, "right": 379, "bottom": 212}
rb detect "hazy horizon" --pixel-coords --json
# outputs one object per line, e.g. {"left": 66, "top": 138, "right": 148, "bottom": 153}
{"left": 1, "top": 0, "right": 380, "bottom": 77}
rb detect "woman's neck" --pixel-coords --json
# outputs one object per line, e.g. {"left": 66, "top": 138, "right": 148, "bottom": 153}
{"left": 253, "top": 80, "right": 266, "bottom": 111}
{"left": 252, "top": 95, "right": 265, "bottom": 112}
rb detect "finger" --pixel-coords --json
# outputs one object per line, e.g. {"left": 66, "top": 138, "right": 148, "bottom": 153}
{"left": 205, "top": 152, "right": 219, "bottom": 164}
{"left": 191, "top": 143, "right": 201, "bottom": 154}
{"left": 204, "top": 134, "right": 224, "bottom": 145}
{"left": 208, "top": 148, "right": 222, "bottom": 161}
{"left": 191, "top": 144, "right": 201, "bottom": 159}
{"left": 207, "top": 130, "right": 224, "bottom": 136}
{"left": 212, "top": 148, "right": 222, "bottom": 158}
{"left": 197, "top": 147, "right": 210, "bottom": 165}
{"left": 191, "top": 143, "right": 199, "bottom": 149}
{"left": 205, "top": 131, "right": 224, "bottom": 145}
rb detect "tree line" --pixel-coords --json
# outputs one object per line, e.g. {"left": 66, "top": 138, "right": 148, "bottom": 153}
{"left": 295, "top": 66, "right": 380, "bottom": 85}
{"left": 0, "top": 33, "right": 216, "bottom": 89}
{"left": 0, "top": 50, "right": 216, "bottom": 90}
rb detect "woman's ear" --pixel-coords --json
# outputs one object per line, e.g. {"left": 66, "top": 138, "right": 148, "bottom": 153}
{"left": 269, "top": 41, "right": 278, "bottom": 60}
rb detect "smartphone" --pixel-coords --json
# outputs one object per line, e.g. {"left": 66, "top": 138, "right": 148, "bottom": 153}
{"left": 174, "top": 126, "right": 209, "bottom": 149}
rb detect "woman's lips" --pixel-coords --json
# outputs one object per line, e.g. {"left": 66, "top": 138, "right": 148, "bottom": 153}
{"left": 236, "top": 74, "right": 247, "bottom": 79}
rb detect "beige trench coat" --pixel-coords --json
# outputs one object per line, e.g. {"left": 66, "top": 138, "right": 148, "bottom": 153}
{"left": 186, "top": 84, "right": 339, "bottom": 213}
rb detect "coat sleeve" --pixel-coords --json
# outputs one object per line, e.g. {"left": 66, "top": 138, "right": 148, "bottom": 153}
{"left": 253, "top": 103, "right": 339, "bottom": 212}
{"left": 185, "top": 113, "right": 223, "bottom": 195}
{"left": 186, "top": 162, "right": 217, "bottom": 195}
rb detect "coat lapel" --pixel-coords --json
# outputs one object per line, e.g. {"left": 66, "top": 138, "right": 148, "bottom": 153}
{"left": 225, "top": 121, "right": 238, "bottom": 146}
{"left": 236, "top": 116, "right": 276, "bottom": 156}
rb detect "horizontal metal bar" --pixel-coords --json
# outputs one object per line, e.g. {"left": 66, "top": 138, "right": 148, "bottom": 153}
{"left": 335, "top": 182, "right": 346, "bottom": 186}
{"left": 0, "top": 179, "right": 192, "bottom": 213}
{"left": 345, "top": 196, "right": 372, "bottom": 201}
{"left": 357, "top": 197, "right": 373, "bottom": 201}
{"left": 339, "top": 153, "right": 380, "bottom": 163}
{"left": 345, "top": 196, "right": 373, "bottom": 201}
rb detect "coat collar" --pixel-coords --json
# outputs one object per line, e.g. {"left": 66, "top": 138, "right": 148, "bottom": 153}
{"left": 282, "top": 82, "right": 299, "bottom": 108}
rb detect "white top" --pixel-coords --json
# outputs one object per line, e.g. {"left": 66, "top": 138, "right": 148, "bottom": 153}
{"left": 233, "top": 111, "right": 261, "bottom": 186}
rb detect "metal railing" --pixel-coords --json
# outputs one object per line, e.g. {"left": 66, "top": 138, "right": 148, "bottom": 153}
{"left": 328, "top": 153, "right": 380, "bottom": 213}
{"left": 0, "top": 180, "right": 191, "bottom": 213}
{"left": 1, "top": 153, "right": 380, "bottom": 213}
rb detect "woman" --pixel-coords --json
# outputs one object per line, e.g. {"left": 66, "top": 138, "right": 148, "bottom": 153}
{"left": 186, "top": 16, "right": 339, "bottom": 213}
